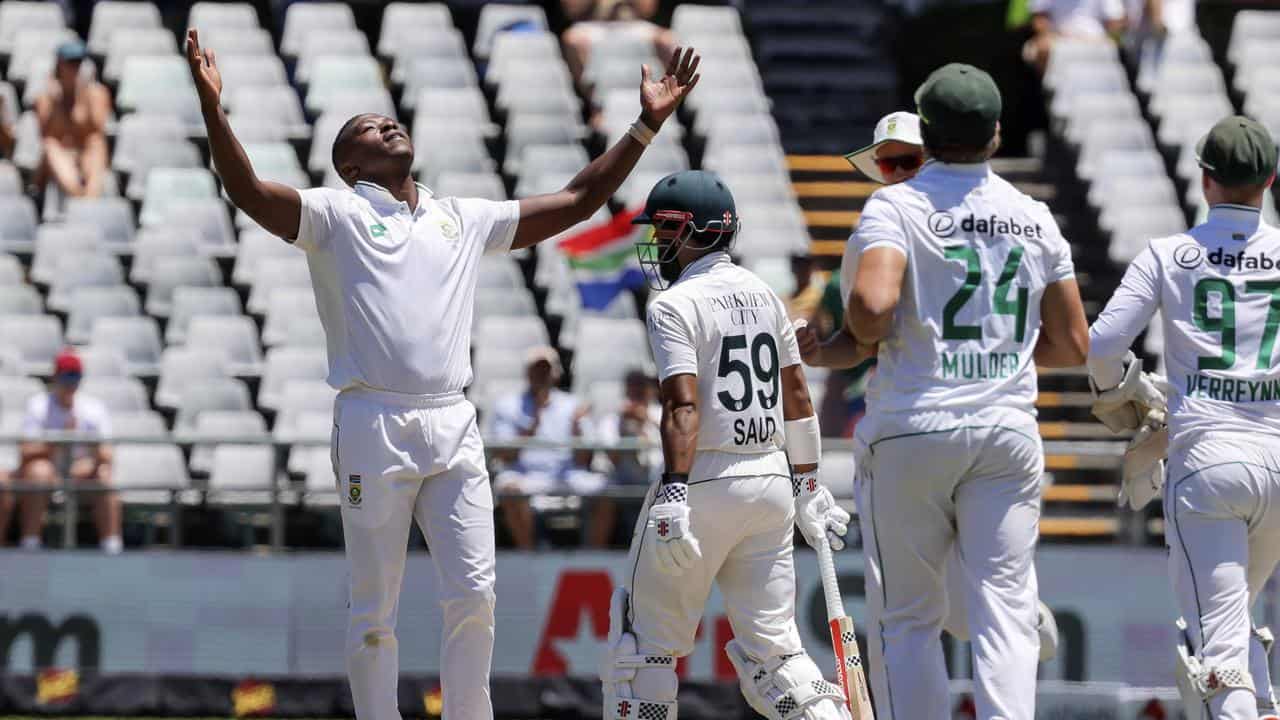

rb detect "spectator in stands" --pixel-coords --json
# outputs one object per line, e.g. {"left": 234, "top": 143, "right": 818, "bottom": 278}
{"left": 592, "top": 367, "right": 660, "bottom": 546}
{"left": 561, "top": 0, "right": 677, "bottom": 87}
{"left": 785, "top": 253, "right": 825, "bottom": 321}
{"left": 1126, "top": 0, "right": 1196, "bottom": 78}
{"left": 34, "top": 40, "right": 111, "bottom": 199}
{"left": 0, "top": 93, "right": 15, "bottom": 160}
{"left": 488, "top": 346, "right": 605, "bottom": 549}
{"left": 17, "top": 348, "right": 121, "bottom": 553}
{"left": 1127, "top": 0, "right": 1193, "bottom": 39}
{"left": 0, "top": 468, "right": 11, "bottom": 545}
{"left": 1024, "top": 0, "right": 1126, "bottom": 74}
{"left": 601, "top": 368, "right": 660, "bottom": 485}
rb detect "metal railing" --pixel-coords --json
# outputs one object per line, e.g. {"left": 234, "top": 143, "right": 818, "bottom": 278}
{"left": 0, "top": 433, "right": 1127, "bottom": 550}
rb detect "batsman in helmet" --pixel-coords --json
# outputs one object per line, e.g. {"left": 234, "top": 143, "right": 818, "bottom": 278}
{"left": 598, "top": 170, "right": 854, "bottom": 720}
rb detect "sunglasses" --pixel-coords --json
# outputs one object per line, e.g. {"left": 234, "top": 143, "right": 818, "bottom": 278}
{"left": 876, "top": 154, "right": 924, "bottom": 175}
{"left": 54, "top": 371, "right": 82, "bottom": 384}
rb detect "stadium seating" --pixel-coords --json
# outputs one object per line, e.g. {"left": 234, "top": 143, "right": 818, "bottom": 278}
{"left": 0, "top": 0, "right": 1159, "bottom": 550}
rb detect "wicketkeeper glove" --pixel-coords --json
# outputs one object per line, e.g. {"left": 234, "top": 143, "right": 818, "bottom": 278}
{"left": 793, "top": 470, "right": 850, "bottom": 551}
{"left": 1090, "top": 351, "right": 1170, "bottom": 433}
{"left": 647, "top": 478, "right": 702, "bottom": 575}
{"left": 1118, "top": 407, "right": 1169, "bottom": 511}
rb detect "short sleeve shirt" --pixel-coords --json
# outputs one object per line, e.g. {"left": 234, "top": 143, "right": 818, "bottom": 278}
{"left": 23, "top": 392, "right": 111, "bottom": 468}
{"left": 646, "top": 253, "right": 801, "bottom": 457}
{"left": 293, "top": 181, "right": 520, "bottom": 394}
{"left": 487, "top": 389, "right": 582, "bottom": 476}
{"left": 844, "top": 161, "right": 1075, "bottom": 415}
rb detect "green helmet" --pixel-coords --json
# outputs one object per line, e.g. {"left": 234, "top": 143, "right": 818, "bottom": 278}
{"left": 632, "top": 170, "right": 740, "bottom": 289}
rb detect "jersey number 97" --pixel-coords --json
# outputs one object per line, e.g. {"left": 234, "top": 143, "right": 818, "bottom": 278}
{"left": 1193, "top": 278, "right": 1280, "bottom": 370}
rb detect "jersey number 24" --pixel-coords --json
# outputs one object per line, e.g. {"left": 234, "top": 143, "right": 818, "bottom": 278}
{"left": 942, "top": 244, "right": 1029, "bottom": 342}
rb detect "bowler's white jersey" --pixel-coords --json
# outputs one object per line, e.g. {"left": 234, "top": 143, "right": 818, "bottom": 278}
{"left": 841, "top": 161, "right": 1075, "bottom": 415}
{"left": 646, "top": 252, "right": 801, "bottom": 481}
{"left": 1090, "top": 204, "right": 1280, "bottom": 450}
{"left": 294, "top": 181, "right": 520, "bottom": 395}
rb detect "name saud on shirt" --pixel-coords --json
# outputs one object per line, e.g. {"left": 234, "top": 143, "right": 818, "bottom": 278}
{"left": 704, "top": 289, "right": 782, "bottom": 445}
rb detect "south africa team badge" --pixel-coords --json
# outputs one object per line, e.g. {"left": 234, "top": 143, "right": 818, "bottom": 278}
{"left": 348, "top": 475, "right": 362, "bottom": 507}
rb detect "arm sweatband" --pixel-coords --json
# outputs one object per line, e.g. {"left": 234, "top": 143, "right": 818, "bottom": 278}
{"left": 785, "top": 415, "right": 821, "bottom": 465}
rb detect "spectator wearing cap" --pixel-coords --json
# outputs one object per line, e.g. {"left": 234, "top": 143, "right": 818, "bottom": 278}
{"left": 1025, "top": 0, "right": 1126, "bottom": 74}
{"left": 592, "top": 367, "right": 660, "bottom": 546}
{"left": 485, "top": 346, "right": 604, "bottom": 549}
{"left": 17, "top": 349, "right": 121, "bottom": 552}
{"left": 34, "top": 39, "right": 111, "bottom": 198}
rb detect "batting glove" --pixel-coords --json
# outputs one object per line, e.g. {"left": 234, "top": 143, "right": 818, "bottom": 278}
{"left": 647, "top": 481, "right": 702, "bottom": 575}
{"left": 794, "top": 470, "right": 850, "bottom": 550}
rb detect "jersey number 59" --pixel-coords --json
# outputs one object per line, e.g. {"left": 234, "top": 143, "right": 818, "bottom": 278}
{"left": 716, "top": 333, "right": 780, "bottom": 412}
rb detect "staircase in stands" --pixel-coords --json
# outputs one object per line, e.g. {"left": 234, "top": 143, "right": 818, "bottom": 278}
{"left": 742, "top": 0, "right": 897, "bottom": 156}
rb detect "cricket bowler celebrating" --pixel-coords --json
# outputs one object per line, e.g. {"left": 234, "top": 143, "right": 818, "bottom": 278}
{"left": 185, "top": 28, "right": 701, "bottom": 720}
{"left": 600, "top": 170, "right": 852, "bottom": 720}
{"left": 1088, "top": 115, "right": 1280, "bottom": 720}
{"left": 841, "top": 64, "right": 1089, "bottom": 720}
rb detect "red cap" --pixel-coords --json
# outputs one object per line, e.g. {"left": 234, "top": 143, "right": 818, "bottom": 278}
{"left": 53, "top": 348, "right": 82, "bottom": 375}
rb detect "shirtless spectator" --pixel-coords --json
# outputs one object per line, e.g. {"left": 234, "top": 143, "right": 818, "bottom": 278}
{"left": 561, "top": 0, "right": 677, "bottom": 86}
{"left": 18, "top": 349, "right": 121, "bottom": 552}
{"left": 34, "top": 40, "right": 111, "bottom": 198}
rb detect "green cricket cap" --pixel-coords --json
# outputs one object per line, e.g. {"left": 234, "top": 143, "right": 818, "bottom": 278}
{"left": 914, "top": 63, "right": 1002, "bottom": 147}
{"left": 1196, "top": 115, "right": 1278, "bottom": 187}
{"left": 632, "top": 170, "right": 738, "bottom": 230}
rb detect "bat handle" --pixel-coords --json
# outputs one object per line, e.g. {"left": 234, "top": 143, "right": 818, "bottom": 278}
{"left": 815, "top": 537, "right": 845, "bottom": 622}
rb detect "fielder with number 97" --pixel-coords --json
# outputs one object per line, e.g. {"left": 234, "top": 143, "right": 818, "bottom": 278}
{"left": 599, "top": 170, "right": 852, "bottom": 720}
{"left": 1089, "top": 116, "right": 1280, "bottom": 720}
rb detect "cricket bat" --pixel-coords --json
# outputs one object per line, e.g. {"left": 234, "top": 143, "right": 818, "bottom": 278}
{"left": 816, "top": 536, "right": 875, "bottom": 720}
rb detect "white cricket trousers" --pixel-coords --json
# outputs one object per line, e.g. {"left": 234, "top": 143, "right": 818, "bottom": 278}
{"left": 332, "top": 386, "right": 497, "bottom": 720}
{"left": 626, "top": 472, "right": 804, "bottom": 669}
{"left": 1165, "top": 434, "right": 1280, "bottom": 720}
{"left": 854, "top": 407, "right": 1043, "bottom": 720}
